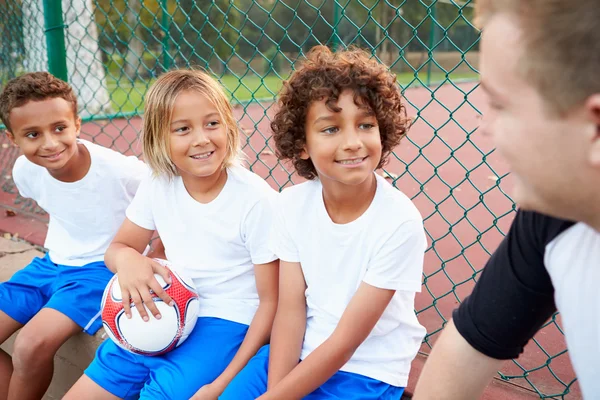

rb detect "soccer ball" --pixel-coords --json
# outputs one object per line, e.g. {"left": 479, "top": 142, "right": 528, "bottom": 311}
{"left": 101, "top": 259, "right": 200, "bottom": 356}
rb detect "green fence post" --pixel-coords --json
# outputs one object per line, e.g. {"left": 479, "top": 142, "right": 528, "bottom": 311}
{"left": 332, "top": 0, "right": 342, "bottom": 50}
{"left": 42, "top": 0, "right": 68, "bottom": 82}
{"left": 161, "top": 0, "right": 171, "bottom": 70}
{"left": 426, "top": 1, "right": 437, "bottom": 86}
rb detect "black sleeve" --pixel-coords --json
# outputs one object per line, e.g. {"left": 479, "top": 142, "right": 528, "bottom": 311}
{"left": 452, "top": 210, "right": 575, "bottom": 360}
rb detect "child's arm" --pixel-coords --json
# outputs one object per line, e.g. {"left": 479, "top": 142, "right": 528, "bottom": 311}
{"left": 267, "top": 260, "right": 307, "bottom": 389}
{"left": 105, "top": 218, "right": 173, "bottom": 321}
{"left": 258, "top": 282, "right": 394, "bottom": 400}
{"left": 146, "top": 237, "right": 166, "bottom": 259}
{"left": 194, "top": 260, "right": 280, "bottom": 398}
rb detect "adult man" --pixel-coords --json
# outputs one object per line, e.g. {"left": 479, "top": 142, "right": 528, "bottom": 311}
{"left": 413, "top": 1, "right": 600, "bottom": 398}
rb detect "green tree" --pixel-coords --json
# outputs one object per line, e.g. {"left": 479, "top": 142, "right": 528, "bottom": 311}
{"left": 168, "top": 0, "right": 241, "bottom": 73}
{"left": 0, "top": 0, "right": 24, "bottom": 83}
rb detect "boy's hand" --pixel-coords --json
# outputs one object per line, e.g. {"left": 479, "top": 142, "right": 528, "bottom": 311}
{"left": 116, "top": 253, "right": 174, "bottom": 321}
{"left": 189, "top": 383, "right": 222, "bottom": 400}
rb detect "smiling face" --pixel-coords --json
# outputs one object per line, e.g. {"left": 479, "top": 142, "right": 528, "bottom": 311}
{"left": 302, "top": 89, "right": 382, "bottom": 189}
{"left": 168, "top": 90, "right": 229, "bottom": 182}
{"left": 7, "top": 97, "right": 81, "bottom": 172}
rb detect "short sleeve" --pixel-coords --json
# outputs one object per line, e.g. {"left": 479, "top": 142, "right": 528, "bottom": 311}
{"left": 363, "top": 219, "right": 426, "bottom": 292}
{"left": 268, "top": 195, "right": 300, "bottom": 262}
{"left": 125, "top": 174, "right": 155, "bottom": 231}
{"left": 12, "top": 156, "right": 34, "bottom": 199}
{"left": 452, "top": 210, "right": 566, "bottom": 360}
{"left": 243, "top": 192, "right": 278, "bottom": 265}
{"left": 122, "top": 156, "right": 150, "bottom": 198}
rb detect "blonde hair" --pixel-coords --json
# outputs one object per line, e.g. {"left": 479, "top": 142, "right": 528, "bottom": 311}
{"left": 476, "top": 0, "right": 600, "bottom": 113}
{"left": 142, "top": 69, "right": 241, "bottom": 177}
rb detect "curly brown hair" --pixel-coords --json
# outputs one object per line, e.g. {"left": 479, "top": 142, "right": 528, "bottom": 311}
{"left": 271, "top": 45, "right": 409, "bottom": 180}
{"left": 0, "top": 72, "right": 78, "bottom": 132}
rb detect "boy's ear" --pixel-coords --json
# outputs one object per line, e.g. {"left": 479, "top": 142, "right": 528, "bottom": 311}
{"left": 5, "top": 131, "right": 16, "bottom": 146}
{"left": 586, "top": 94, "right": 600, "bottom": 167}
{"left": 299, "top": 145, "right": 309, "bottom": 160}
{"left": 75, "top": 116, "right": 82, "bottom": 137}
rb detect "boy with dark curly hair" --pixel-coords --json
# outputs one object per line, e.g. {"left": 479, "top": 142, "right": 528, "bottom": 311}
{"left": 220, "top": 45, "right": 426, "bottom": 399}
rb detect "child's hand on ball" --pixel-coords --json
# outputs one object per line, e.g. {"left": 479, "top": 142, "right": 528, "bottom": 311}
{"left": 115, "top": 251, "right": 174, "bottom": 321}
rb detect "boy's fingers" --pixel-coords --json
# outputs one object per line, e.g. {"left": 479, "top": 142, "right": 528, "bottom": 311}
{"left": 129, "top": 290, "right": 148, "bottom": 322}
{"left": 140, "top": 288, "right": 162, "bottom": 320}
{"left": 121, "top": 288, "right": 132, "bottom": 318}
{"left": 151, "top": 260, "right": 172, "bottom": 284}
{"left": 148, "top": 279, "right": 175, "bottom": 308}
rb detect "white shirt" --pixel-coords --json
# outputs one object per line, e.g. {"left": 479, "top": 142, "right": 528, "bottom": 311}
{"left": 270, "top": 173, "right": 427, "bottom": 387}
{"left": 12, "top": 140, "right": 148, "bottom": 266}
{"left": 126, "top": 165, "right": 278, "bottom": 326}
{"left": 545, "top": 223, "right": 600, "bottom": 399}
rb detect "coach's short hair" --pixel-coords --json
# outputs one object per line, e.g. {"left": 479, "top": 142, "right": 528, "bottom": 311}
{"left": 476, "top": 0, "right": 600, "bottom": 113}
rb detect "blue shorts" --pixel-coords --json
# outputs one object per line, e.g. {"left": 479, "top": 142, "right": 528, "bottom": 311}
{"left": 220, "top": 345, "right": 405, "bottom": 400}
{"left": 0, "top": 253, "right": 113, "bottom": 334}
{"left": 85, "top": 317, "right": 249, "bottom": 400}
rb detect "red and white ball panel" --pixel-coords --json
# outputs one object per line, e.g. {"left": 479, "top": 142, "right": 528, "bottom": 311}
{"left": 101, "top": 259, "right": 200, "bottom": 356}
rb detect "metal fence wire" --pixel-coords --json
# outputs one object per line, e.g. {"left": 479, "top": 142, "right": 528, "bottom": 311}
{"left": 0, "top": 0, "right": 579, "bottom": 398}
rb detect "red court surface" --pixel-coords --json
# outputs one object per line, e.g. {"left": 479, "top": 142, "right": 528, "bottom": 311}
{"left": 0, "top": 81, "right": 580, "bottom": 398}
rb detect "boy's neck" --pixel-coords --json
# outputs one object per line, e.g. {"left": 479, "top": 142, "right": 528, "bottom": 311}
{"left": 321, "top": 173, "right": 377, "bottom": 224}
{"left": 181, "top": 167, "right": 228, "bottom": 204}
{"left": 48, "top": 142, "right": 91, "bottom": 183}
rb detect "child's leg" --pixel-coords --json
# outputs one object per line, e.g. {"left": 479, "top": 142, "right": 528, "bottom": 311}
{"left": 0, "top": 255, "right": 113, "bottom": 399}
{"left": 0, "top": 311, "right": 23, "bottom": 400}
{"left": 219, "top": 344, "right": 270, "bottom": 400}
{"left": 0, "top": 255, "right": 56, "bottom": 400}
{"left": 69, "top": 317, "right": 249, "bottom": 400}
{"left": 9, "top": 308, "right": 82, "bottom": 400}
{"left": 66, "top": 338, "right": 148, "bottom": 400}
{"left": 65, "top": 375, "right": 120, "bottom": 400}
{"left": 304, "top": 370, "right": 404, "bottom": 400}
{"left": 139, "top": 317, "right": 249, "bottom": 400}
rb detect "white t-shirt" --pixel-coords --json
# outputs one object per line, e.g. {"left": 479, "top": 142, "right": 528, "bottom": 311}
{"left": 270, "top": 173, "right": 427, "bottom": 387}
{"left": 12, "top": 139, "right": 148, "bottom": 266}
{"left": 126, "top": 165, "right": 278, "bottom": 326}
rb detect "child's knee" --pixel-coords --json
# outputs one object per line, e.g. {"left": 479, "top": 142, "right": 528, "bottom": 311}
{"left": 11, "top": 326, "right": 69, "bottom": 370}
{"left": 12, "top": 331, "right": 54, "bottom": 370}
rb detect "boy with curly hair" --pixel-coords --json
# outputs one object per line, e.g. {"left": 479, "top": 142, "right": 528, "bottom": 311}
{"left": 220, "top": 45, "right": 427, "bottom": 399}
{"left": 0, "top": 72, "right": 148, "bottom": 399}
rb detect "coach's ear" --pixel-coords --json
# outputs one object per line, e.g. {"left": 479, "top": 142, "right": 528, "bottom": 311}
{"left": 587, "top": 94, "right": 600, "bottom": 167}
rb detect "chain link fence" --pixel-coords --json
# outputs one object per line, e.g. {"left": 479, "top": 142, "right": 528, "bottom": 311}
{"left": 0, "top": 0, "right": 579, "bottom": 398}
